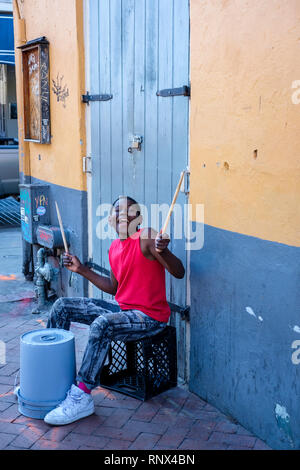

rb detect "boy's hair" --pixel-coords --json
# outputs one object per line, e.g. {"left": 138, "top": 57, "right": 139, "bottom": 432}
{"left": 111, "top": 196, "right": 141, "bottom": 217}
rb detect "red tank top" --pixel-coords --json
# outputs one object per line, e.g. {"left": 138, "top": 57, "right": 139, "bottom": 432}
{"left": 108, "top": 229, "right": 170, "bottom": 322}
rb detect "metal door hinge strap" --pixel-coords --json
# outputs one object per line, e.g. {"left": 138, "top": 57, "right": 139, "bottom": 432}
{"left": 156, "top": 86, "right": 190, "bottom": 98}
{"left": 168, "top": 302, "right": 190, "bottom": 321}
{"left": 82, "top": 92, "right": 113, "bottom": 104}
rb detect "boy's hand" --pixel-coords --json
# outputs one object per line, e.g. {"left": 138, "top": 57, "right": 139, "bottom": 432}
{"left": 62, "top": 253, "right": 82, "bottom": 273}
{"left": 155, "top": 232, "right": 170, "bottom": 253}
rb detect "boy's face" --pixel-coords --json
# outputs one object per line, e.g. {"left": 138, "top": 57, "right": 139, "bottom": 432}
{"left": 109, "top": 197, "right": 142, "bottom": 238}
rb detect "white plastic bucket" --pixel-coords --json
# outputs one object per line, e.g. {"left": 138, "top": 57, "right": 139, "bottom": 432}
{"left": 18, "top": 328, "right": 76, "bottom": 419}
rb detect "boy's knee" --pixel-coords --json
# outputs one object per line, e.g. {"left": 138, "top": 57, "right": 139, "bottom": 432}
{"left": 90, "top": 315, "right": 111, "bottom": 337}
{"left": 52, "top": 297, "right": 66, "bottom": 313}
{"left": 48, "top": 297, "right": 70, "bottom": 329}
{"left": 49, "top": 298, "right": 67, "bottom": 324}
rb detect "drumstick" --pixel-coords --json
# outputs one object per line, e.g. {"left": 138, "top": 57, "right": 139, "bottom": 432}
{"left": 161, "top": 171, "right": 185, "bottom": 235}
{"left": 156, "top": 171, "right": 185, "bottom": 253}
{"left": 55, "top": 201, "right": 69, "bottom": 253}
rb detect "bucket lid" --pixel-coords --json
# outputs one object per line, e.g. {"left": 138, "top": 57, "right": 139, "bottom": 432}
{"left": 21, "top": 328, "right": 74, "bottom": 346}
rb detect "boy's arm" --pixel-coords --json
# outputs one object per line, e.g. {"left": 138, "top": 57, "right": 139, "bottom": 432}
{"left": 62, "top": 254, "right": 118, "bottom": 295}
{"left": 141, "top": 229, "right": 185, "bottom": 279}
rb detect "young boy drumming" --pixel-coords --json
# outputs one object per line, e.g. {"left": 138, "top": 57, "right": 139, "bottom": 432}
{"left": 44, "top": 196, "right": 185, "bottom": 426}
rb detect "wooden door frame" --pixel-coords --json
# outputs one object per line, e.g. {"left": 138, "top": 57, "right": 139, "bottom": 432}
{"left": 83, "top": 0, "right": 93, "bottom": 297}
{"left": 84, "top": 0, "right": 191, "bottom": 382}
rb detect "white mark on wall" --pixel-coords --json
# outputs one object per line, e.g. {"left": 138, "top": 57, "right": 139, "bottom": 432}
{"left": 293, "top": 325, "right": 300, "bottom": 334}
{"left": 291, "top": 340, "right": 300, "bottom": 365}
{"left": 291, "top": 80, "right": 300, "bottom": 105}
{"left": 245, "top": 307, "right": 263, "bottom": 322}
{"left": 275, "top": 404, "right": 290, "bottom": 422}
{"left": 245, "top": 306, "right": 256, "bottom": 317}
{"left": 275, "top": 403, "right": 294, "bottom": 448}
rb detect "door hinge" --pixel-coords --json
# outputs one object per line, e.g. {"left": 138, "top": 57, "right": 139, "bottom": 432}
{"left": 156, "top": 85, "right": 190, "bottom": 98}
{"left": 85, "top": 259, "right": 110, "bottom": 276}
{"left": 82, "top": 92, "right": 113, "bottom": 104}
{"left": 83, "top": 156, "right": 92, "bottom": 174}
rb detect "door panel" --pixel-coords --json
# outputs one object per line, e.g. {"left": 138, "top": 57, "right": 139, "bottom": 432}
{"left": 89, "top": 0, "right": 190, "bottom": 380}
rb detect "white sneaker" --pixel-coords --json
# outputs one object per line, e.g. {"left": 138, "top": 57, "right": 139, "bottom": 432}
{"left": 44, "top": 384, "right": 95, "bottom": 426}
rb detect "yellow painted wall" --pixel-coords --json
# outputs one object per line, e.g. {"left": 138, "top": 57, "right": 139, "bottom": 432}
{"left": 13, "top": 0, "right": 86, "bottom": 191}
{"left": 190, "top": 0, "right": 300, "bottom": 247}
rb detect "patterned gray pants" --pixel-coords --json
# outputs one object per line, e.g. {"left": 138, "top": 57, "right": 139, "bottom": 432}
{"left": 47, "top": 297, "right": 167, "bottom": 390}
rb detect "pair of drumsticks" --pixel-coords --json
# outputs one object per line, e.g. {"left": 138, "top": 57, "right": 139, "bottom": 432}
{"left": 55, "top": 170, "right": 185, "bottom": 253}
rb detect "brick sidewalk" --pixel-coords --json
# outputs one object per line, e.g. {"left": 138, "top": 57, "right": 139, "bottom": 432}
{"left": 0, "top": 301, "right": 271, "bottom": 451}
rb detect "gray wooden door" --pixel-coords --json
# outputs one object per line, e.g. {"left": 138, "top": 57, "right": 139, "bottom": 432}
{"left": 88, "top": 0, "right": 190, "bottom": 381}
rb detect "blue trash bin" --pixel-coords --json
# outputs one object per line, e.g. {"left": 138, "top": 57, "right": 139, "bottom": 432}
{"left": 17, "top": 328, "right": 76, "bottom": 419}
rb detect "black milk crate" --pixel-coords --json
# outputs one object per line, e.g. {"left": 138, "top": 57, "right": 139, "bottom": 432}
{"left": 99, "top": 326, "right": 177, "bottom": 401}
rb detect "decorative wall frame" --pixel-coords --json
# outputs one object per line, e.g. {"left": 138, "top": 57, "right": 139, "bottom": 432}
{"left": 18, "top": 37, "right": 50, "bottom": 144}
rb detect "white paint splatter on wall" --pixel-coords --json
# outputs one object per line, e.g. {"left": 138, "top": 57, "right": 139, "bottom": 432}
{"left": 275, "top": 404, "right": 294, "bottom": 447}
{"left": 245, "top": 307, "right": 263, "bottom": 322}
{"left": 275, "top": 404, "right": 289, "bottom": 421}
{"left": 245, "top": 306, "right": 256, "bottom": 317}
{"left": 291, "top": 340, "right": 300, "bottom": 365}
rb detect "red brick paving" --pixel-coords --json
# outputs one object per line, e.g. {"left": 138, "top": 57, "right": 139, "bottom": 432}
{"left": 103, "top": 438, "right": 131, "bottom": 450}
{"left": 179, "top": 438, "right": 228, "bottom": 450}
{"left": 208, "top": 431, "right": 257, "bottom": 448}
{"left": 122, "top": 419, "right": 168, "bottom": 436}
{"left": 253, "top": 439, "right": 273, "bottom": 450}
{"left": 0, "top": 432, "right": 17, "bottom": 448}
{"left": 0, "top": 305, "right": 272, "bottom": 450}
{"left": 129, "top": 432, "right": 160, "bottom": 450}
{"left": 156, "top": 428, "right": 190, "bottom": 448}
{"left": 62, "top": 432, "right": 110, "bottom": 449}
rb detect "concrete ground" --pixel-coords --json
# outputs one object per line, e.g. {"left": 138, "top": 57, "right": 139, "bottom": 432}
{"left": 0, "top": 227, "right": 271, "bottom": 450}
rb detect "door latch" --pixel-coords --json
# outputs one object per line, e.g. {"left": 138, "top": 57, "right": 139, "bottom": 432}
{"left": 82, "top": 156, "right": 92, "bottom": 173}
{"left": 128, "top": 135, "right": 143, "bottom": 153}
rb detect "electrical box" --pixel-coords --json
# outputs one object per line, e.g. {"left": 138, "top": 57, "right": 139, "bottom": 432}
{"left": 36, "top": 225, "right": 70, "bottom": 249}
{"left": 20, "top": 184, "right": 50, "bottom": 244}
